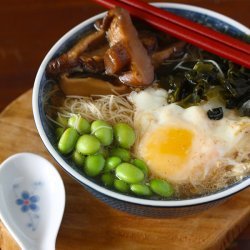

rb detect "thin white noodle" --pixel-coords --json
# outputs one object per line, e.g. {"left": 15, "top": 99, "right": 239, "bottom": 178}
{"left": 173, "top": 61, "right": 192, "bottom": 71}
{"left": 91, "top": 126, "right": 112, "bottom": 135}
{"left": 202, "top": 59, "right": 225, "bottom": 78}
{"left": 57, "top": 94, "right": 134, "bottom": 126}
{"left": 46, "top": 115, "right": 64, "bottom": 127}
{"left": 173, "top": 59, "right": 225, "bottom": 79}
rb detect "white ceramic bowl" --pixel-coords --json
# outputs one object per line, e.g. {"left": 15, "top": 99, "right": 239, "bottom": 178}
{"left": 32, "top": 3, "right": 250, "bottom": 217}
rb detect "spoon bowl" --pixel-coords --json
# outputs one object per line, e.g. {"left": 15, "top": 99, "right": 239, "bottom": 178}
{"left": 0, "top": 153, "right": 65, "bottom": 250}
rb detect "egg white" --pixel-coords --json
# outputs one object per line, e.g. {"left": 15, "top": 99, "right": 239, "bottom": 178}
{"left": 130, "top": 88, "right": 250, "bottom": 186}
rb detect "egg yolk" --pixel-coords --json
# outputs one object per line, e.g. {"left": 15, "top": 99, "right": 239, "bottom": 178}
{"left": 141, "top": 127, "right": 193, "bottom": 181}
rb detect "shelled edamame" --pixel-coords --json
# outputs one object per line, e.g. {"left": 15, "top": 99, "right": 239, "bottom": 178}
{"left": 55, "top": 115, "right": 174, "bottom": 199}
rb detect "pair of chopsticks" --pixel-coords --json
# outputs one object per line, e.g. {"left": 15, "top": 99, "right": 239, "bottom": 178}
{"left": 93, "top": 0, "right": 250, "bottom": 69}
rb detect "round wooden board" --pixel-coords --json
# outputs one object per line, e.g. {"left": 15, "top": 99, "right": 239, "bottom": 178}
{"left": 0, "top": 90, "right": 250, "bottom": 250}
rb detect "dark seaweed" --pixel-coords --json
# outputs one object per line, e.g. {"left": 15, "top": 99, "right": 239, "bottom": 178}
{"left": 207, "top": 107, "right": 223, "bottom": 120}
{"left": 223, "top": 64, "right": 250, "bottom": 111}
{"left": 156, "top": 48, "right": 250, "bottom": 116}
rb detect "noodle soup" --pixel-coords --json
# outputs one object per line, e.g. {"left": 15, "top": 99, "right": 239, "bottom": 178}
{"left": 43, "top": 7, "right": 250, "bottom": 200}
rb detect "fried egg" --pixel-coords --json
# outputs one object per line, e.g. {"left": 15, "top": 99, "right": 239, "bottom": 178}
{"left": 129, "top": 88, "right": 250, "bottom": 185}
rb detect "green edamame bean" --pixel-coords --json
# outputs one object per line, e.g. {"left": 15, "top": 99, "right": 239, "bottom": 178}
{"left": 116, "top": 163, "right": 144, "bottom": 184}
{"left": 91, "top": 120, "right": 113, "bottom": 146}
{"left": 110, "top": 148, "right": 131, "bottom": 162}
{"left": 76, "top": 134, "right": 101, "bottom": 155}
{"left": 72, "top": 151, "right": 85, "bottom": 166}
{"left": 98, "top": 147, "right": 109, "bottom": 158}
{"left": 149, "top": 179, "right": 174, "bottom": 197}
{"left": 58, "top": 128, "right": 79, "bottom": 154}
{"left": 56, "top": 115, "right": 68, "bottom": 127}
{"left": 84, "top": 154, "right": 105, "bottom": 177}
{"left": 114, "top": 123, "right": 136, "bottom": 149}
{"left": 132, "top": 159, "right": 149, "bottom": 177}
{"left": 55, "top": 127, "right": 64, "bottom": 140}
{"left": 104, "top": 156, "right": 122, "bottom": 172}
{"left": 68, "top": 115, "right": 90, "bottom": 134}
{"left": 101, "top": 173, "right": 114, "bottom": 187}
{"left": 130, "top": 184, "right": 152, "bottom": 196}
{"left": 114, "top": 179, "right": 129, "bottom": 193}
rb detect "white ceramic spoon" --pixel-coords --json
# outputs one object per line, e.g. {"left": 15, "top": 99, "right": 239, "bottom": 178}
{"left": 0, "top": 152, "right": 65, "bottom": 250}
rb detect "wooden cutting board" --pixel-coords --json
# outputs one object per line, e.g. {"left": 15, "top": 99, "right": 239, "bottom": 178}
{"left": 0, "top": 90, "right": 250, "bottom": 250}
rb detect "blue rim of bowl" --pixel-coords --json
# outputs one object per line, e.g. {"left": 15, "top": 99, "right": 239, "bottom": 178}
{"left": 33, "top": 3, "right": 250, "bottom": 207}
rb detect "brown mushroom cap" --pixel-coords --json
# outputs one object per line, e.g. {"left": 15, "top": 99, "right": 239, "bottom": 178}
{"left": 103, "top": 8, "right": 154, "bottom": 87}
{"left": 59, "top": 74, "right": 129, "bottom": 96}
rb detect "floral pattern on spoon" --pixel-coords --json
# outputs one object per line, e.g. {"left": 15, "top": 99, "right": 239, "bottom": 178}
{"left": 13, "top": 181, "right": 43, "bottom": 231}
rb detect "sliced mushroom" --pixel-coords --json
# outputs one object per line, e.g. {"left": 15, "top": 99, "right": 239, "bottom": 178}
{"left": 80, "top": 43, "right": 109, "bottom": 58}
{"left": 46, "top": 30, "right": 106, "bottom": 76}
{"left": 104, "top": 41, "right": 130, "bottom": 75}
{"left": 139, "top": 31, "right": 158, "bottom": 55}
{"left": 77, "top": 43, "right": 109, "bottom": 74}
{"left": 59, "top": 74, "right": 129, "bottom": 96}
{"left": 102, "top": 8, "right": 154, "bottom": 87}
{"left": 78, "top": 55, "right": 105, "bottom": 73}
{"left": 46, "top": 7, "right": 187, "bottom": 93}
{"left": 152, "top": 41, "right": 186, "bottom": 68}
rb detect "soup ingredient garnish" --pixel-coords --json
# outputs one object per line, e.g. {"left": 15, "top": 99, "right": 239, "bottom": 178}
{"left": 59, "top": 75, "right": 129, "bottom": 96}
{"left": 54, "top": 94, "right": 134, "bottom": 126}
{"left": 131, "top": 87, "right": 250, "bottom": 197}
{"left": 55, "top": 114, "right": 176, "bottom": 199}
{"left": 110, "top": 148, "right": 131, "bottom": 162}
{"left": 240, "top": 100, "right": 250, "bottom": 116}
{"left": 84, "top": 154, "right": 105, "bottom": 177}
{"left": 132, "top": 159, "right": 149, "bottom": 177}
{"left": 56, "top": 115, "right": 68, "bottom": 128}
{"left": 130, "top": 184, "right": 152, "bottom": 196}
{"left": 46, "top": 7, "right": 249, "bottom": 116}
{"left": 157, "top": 55, "right": 250, "bottom": 115}
{"left": 58, "top": 128, "right": 79, "bottom": 154}
{"left": 207, "top": 107, "right": 223, "bottom": 120}
{"left": 104, "top": 41, "right": 130, "bottom": 75}
{"left": 68, "top": 115, "right": 91, "bottom": 134}
{"left": 149, "top": 179, "right": 174, "bottom": 198}
{"left": 113, "top": 123, "right": 136, "bottom": 149}
{"left": 114, "top": 179, "right": 130, "bottom": 193}
{"left": 104, "top": 156, "right": 122, "bottom": 172}
{"left": 76, "top": 134, "right": 101, "bottom": 155}
{"left": 101, "top": 8, "right": 154, "bottom": 86}
{"left": 152, "top": 41, "right": 186, "bottom": 68}
{"left": 46, "top": 8, "right": 189, "bottom": 92}
{"left": 101, "top": 173, "right": 115, "bottom": 187}
{"left": 223, "top": 64, "right": 250, "bottom": 110}
{"left": 72, "top": 151, "right": 85, "bottom": 166}
{"left": 46, "top": 30, "right": 106, "bottom": 76}
{"left": 115, "top": 163, "right": 144, "bottom": 184}
{"left": 91, "top": 120, "right": 113, "bottom": 146}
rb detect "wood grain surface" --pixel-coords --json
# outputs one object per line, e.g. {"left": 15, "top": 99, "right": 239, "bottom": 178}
{"left": 0, "top": 0, "right": 250, "bottom": 249}
{"left": 0, "top": 90, "right": 250, "bottom": 249}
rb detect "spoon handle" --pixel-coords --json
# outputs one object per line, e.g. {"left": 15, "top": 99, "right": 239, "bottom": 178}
{"left": 21, "top": 242, "right": 55, "bottom": 250}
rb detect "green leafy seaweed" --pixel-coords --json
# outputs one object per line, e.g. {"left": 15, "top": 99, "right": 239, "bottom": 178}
{"left": 156, "top": 49, "right": 250, "bottom": 116}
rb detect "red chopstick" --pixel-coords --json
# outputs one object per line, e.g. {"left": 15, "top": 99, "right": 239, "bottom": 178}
{"left": 93, "top": 0, "right": 250, "bottom": 69}
{"left": 121, "top": 0, "right": 250, "bottom": 55}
